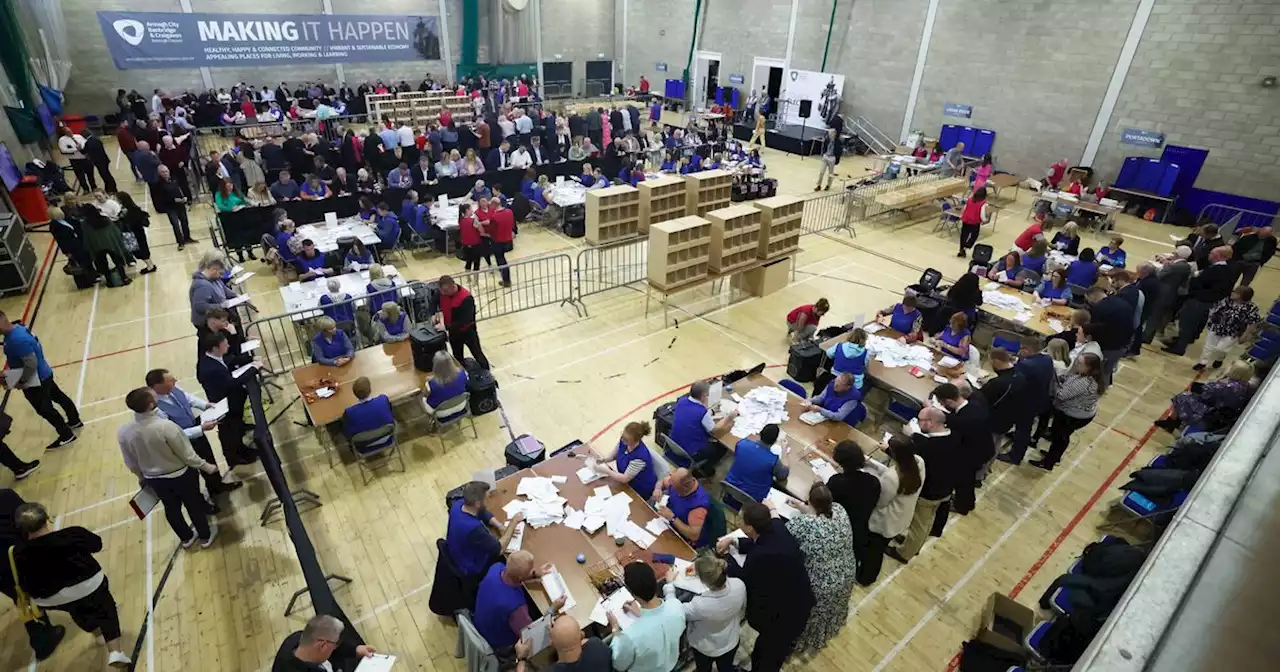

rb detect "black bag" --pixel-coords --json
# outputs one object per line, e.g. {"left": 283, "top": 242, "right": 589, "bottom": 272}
{"left": 72, "top": 270, "right": 97, "bottom": 289}
{"left": 505, "top": 434, "right": 546, "bottom": 469}
{"left": 409, "top": 326, "right": 448, "bottom": 372}
{"left": 653, "top": 401, "right": 676, "bottom": 442}
{"left": 465, "top": 360, "right": 499, "bottom": 415}
{"left": 562, "top": 204, "right": 585, "bottom": 238}
{"left": 787, "top": 340, "right": 823, "bottom": 382}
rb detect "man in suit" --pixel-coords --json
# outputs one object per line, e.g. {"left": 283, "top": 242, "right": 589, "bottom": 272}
{"left": 81, "top": 130, "right": 117, "bottom": 193}
{"left": 195, "top": 332, "right": 256, "bottom": 467}
{"left": 1085, "top": 285, "right": 1136, "bottom": 383}
{"left": 339, "top": 127, "right": 363, "bottom": 174}
{"left": 485, "top": 140, "right": 512, "bottom": 172}
{"left": 932, "top": 381, "right": 991, "bottom": 515}
{"left": 1179, "top": 223, "right": 1224, "bottom": 270}
{"left": 146, "top": 368, "right": 244, "bottom": 504}
{"left": 1163, "top": 246, "right": 1238, "bottom": 356}
{"left": 977, "top": 348, "right": 1024, "bottom": 477}
{"left": 1130, "top": 262, "right": 1162, "bottom": 355}
{"left": 1002, "top": 338, "right": 1057, "bottom": 465}
{"left": 718, "top": 502, "right": 814, "bottom": 672}
{"left": 528, "top": 136, "right": 549, "bottom": 166}
{"left": 219, "top": 150, "right": 244, "bottom": 193}
{"left": 1232, "top": 225, "right": 1276, "bottom": 287}
{"left": 1144, "top": 245, "right": 1193, "bottom": 344}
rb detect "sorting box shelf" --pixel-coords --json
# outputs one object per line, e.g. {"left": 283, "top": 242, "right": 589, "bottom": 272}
{"left": 685, "top": 170, "right": 734, "bottom": 218}
{"left": 638, "top": 176, "right": 688, "bottom": 234}
{"left": 648, "top": 216, "right": 713, "bottom": 291}
{"left": 752, "top": 195, "right": 804, "bottom": 260}
{"left": 706, "top": 204, "right": 763, "bottom": 274}
{"left": 585, "top": 185, "right": 641, "bottom": 245}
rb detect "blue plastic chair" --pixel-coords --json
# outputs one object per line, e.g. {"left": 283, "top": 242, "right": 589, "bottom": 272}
{"left": 778, "top": 379, "right": 808, "bottom": 398}
{"left": 1026, "top": 620, "right": 1053, "bottom": 659}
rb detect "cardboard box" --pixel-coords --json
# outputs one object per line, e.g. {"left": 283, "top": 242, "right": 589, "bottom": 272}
{"left": 975, "top": 592, "right": 1036, "bottom": 654}
{"left": 733, "top": 256, "right": 791, "bottom": 297}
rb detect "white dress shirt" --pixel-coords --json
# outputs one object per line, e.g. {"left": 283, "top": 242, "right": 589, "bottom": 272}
{"left": 156, "top": 387, "right": 211, "bottom": 439}
{"left": 397, "top": 125, "right": 415, "bottom": 147}
{"left": 510, "top": 148, "right": 532, "bottom": 170}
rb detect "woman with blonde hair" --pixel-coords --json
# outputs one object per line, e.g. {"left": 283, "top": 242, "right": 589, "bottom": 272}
{"left": 1156, "top": 360, "right": 1255, "bottom": 433}
{"left": 423, "top": 351, "right": 469, "bottom": 419}
{"left": 661, "top": 553, "right": 746, "bottom": 672}
{"left": 1050, "top": 221, "right": 1081, "bottom": 256}
{"left": 365, "top": 264, "right": 398, "bottom": 308}
{"left": 245, "top": 181, "right": 275, "bottom": 207}
{"left": 372, "top": 301, "right": 410, "bottom": 343}
{"left": 311, "top": 315, "right": 355, "bottom": 366}
{"left": 593, "top": 421, "right": 660, "bottom": 498}
{"left": 460, "top": 148, "right": 485, "bottom": 176}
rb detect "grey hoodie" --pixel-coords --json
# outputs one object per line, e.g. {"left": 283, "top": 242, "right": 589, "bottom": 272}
{"left": 189, "top": 270, "right": 233, "bottom": 327}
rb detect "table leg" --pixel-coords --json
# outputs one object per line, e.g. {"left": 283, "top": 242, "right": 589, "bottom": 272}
{"left": 644, "top": 285, "right": 651, "bottom": 318}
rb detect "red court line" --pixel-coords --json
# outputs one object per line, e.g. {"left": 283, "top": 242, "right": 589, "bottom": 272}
{"left": 1110, "top": 427, "right": 1142, "bottom": 441}
{"left": 49, "top": 334, "right": 195, "bottom": 370}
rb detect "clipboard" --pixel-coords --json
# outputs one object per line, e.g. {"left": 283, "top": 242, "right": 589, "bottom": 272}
{"left": 130, "top": 487, "right": 159, "bottom": 520}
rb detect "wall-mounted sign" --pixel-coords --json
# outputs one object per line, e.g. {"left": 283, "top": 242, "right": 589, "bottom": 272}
{"left": 1121, "top": 128, "right": 1165, "bottom": 148}
{"left": 655, "top": 62, "right": 668, "bottom": 72}
{"left": 554, "top": 54, "right": 563, "bottom": 60}
{"left": 96, "top": 11, "right": 440, "bottom": 69}
{"left": 943, "top": 102, "right": 972, "bottom": 118}
{"left": 728, "top": 74, "right": 745, "bottom": 84}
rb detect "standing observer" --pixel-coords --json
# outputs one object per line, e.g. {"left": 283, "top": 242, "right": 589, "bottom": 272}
{"left": 146, "top": 368, "right": 243, "bottom": 507}
{"left": 0, "top": 489, "right": 66, "bottom": 660}
{"left": 435, "top": 275, "right": 490, "bottom": 370}
{"left": 0, "top": 311, "right": 82, "bottom": 450}
{"left": 118, "top": 388, "right": 220, "bottom": 548}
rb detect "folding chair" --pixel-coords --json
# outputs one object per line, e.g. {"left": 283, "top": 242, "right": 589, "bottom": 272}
{"left": 971, "top": 244, "right": 994, "bottom": 268}
{"left": 778, "top": 379, "right": 808, "bottom": 398}
{"left": 992, "top": 330, "right": 1023, "bottom": 353}
{"left": 1015, "top": 268, "right": 1042, "bottom": 290}
{"left": 1066, "top": 283, "right": 1089, "bottom": 309}
{"left": 658, "top": 431, "right": 712, "bottom": 474}
{"left": 349, "top": 424, "right": 404, "bottom": 484}
{"left": 431, "top": 392, "right": 478, "bottom": 452}
{"left": 935, "top": 197, "right": 961, "bottom": 234}
{"left": 720, "top": 480, "right": 759, "bottom": 515}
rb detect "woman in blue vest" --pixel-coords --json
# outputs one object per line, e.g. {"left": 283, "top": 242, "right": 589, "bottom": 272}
{"left": 876, "top": 294, "right": 924, "bottom": 342}
{"left": 666, "top": 380, "right": 736, "bottom": 470}
{"left": 343, "top": 240, "right": 374, "bottom": 270}
{"left": 987, "top": 250, "right": 1024, "bottom": 287}
{"left": 1035, "top": 268, "right": 1072, "bottom": 305}
{"left": 1066, "top": 248, "right": 1100, "bottom": 288}
{"left": 725, "top": 423, "right": 789, "bottom": 503}
{"left": 936, "top": 312, "right": 972, "bottom": 362}
{"left": 655, "top": 468, "right": 713, "bottom": 548}
{"left": 311, "top": 316, "right": 354, "bottom": 365}
{"left": 318, "top": 279, "right": 355, "bottom": 325}
{"left": 805, "top": 372, "right": 866, "bottom": 427}
{"left": 365, "top": 264, "right": 399, "bottom": 309}
{"left": 372, "top": 302, "right": 411, "bottom": 343}
{"left": 358, "top": 196, "right": 376, "bottom": 222}
{"left": 660, "top": 151, "right": 677, "bottom": 173}
{"left": 1022, "top": 240, "right": 1050, "bottom": 276}
{"left": 593, "top": 421, "right": 660, "bottom": 501}
{"left": 1097, "top": 236, "right": 1127, "bottom": 269}
{"left": 423, "top": 351, "right": 469, "bottom": 422}
{"left": 824, "top": 327, "right": 869, "bottom": 390}
{"left": 373, "top": 202, "right": 401, "bottom": 249}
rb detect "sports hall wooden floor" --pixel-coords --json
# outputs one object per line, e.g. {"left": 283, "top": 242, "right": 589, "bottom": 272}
{"left": 0, "top": 137, "right": 1270, "bottom": 672}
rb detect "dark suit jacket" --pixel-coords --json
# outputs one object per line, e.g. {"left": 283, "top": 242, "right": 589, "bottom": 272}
{"left": 485, "top": 148, "right": 510, "bottom": 172}
{"left": 1188, "top": 262, "right": 1237, "bottom": 303}
{"left": 1091, "top": 295, "right": 1136, "bottom": 350}
{"left": 627, "top": 106, "right": 641, "bottom": 132}
{"left": 979, "top": 367, "right": 1026, "bottom": 433}
{"left": 567, "top": 114, "right": 586, "bottom": 137}
{"left": 1136, "top": 274, "right": 1162, "bottom": 320}
{"left": 410, "top": 163, "right": 435, "bottom": 186}
{"left": 609, "top": 109, "right": 624, "bottom": 134}
{"left": 196, "top": 354, "right": 243, "bottom": 406}
{"left": 947, "top": 394, "right": 995, "bottom": 467}
{"left": 912, "top": 431, "right": 963, "bottom": 500}
{"left": 727, "top": 525, "right": 816, "bottom": 637}
{"left": 1015, "top": 353, "right": 1057, "bottom": 416}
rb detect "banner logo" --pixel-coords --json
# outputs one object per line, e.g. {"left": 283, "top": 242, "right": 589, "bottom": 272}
{"left": 113, "top": 19, "right": 145, "bottom": 46}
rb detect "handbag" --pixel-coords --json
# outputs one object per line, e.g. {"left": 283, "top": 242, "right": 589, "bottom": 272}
{"left": 122, "top": 231, "right": 139, "bottom": 253}
{"left": 8, "top": 546, "right": 42, "bottom": 622}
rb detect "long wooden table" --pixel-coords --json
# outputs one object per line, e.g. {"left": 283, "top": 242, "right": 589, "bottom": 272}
{"left": 485, "top": 452, "right": 696, "bottom": 627}
{"left": 979, "top": 285, "right": 1075, "bottom": 338}
{"left": 720, "top": 374, "right": 881, "bottom": 499}
{"left": 291, "top": 340, "right": 430, "bottom": 426}
{"left": 819, "top": 325, "right": 964, "bottom": 404}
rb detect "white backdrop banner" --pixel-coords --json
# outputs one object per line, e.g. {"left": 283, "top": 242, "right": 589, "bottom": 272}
{"left": 782, "top": 69, "right": 845, "bottom": 127}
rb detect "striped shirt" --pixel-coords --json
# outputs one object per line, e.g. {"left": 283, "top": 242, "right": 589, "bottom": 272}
{"left": 1054, "top": 373, "right": 1100, "bottom": 419}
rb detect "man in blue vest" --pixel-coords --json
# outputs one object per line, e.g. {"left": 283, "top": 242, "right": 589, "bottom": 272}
{"left": 474, "top": 550, "right": 561, "bottom": 654}
{"left": 724, "top": 423, "right": 790, "bottom": 502}
{"left": 666, "top": 381, "right": 736, "bottom": 472}
{"left": 654, "top": 468, "right": 712, "bottom": 548}
{"left": 0, "top": 311, "right": 82, "bottom": 450}
{"left": 805, "top": 373, "right": 866, "bottom": 426}
{"left": 146, "top": 369, "right": 242, "bottom": 512}
{"left": 446, "top": 482, "right": 523, "bottom": 585}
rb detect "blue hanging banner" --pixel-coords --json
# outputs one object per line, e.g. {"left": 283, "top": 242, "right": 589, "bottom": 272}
{"left": 1121, "top": 128, "right": 1165, "bottom": 148}
{"left": 728, "top": 74, "right": 745, "bottom": 85}
{"left": 943, "top": 102, "right": 972, "bottom": 118}
{"left": 96, "top": 11, "right": 441, "bottom": 69}
{"left": 655, "top": 62, "right": 668, "bottom": 72}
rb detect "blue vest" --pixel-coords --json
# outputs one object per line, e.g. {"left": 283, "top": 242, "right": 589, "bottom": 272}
{"left": 474, "top": 564, "right": 526, "bottom": 648}
{"left": 617, "top": 441, "right": 658, "bottom": 500}
{"left": 668, "top": 396, "right": 711, "bottom": 466}
{"left": 832, "top": 343, "right": 868, "bottom": 389}
{"left": 366, "top": 282, "right": 399, "bottom": 310}
{"left": 668, "top": 484, "right": 712, "bottom": 548}
{"left": 313, "top": 331, "right": 352, "bottom": 361}
{"left": 1039, "top": 282, "right": 1069, "bottom": 300}
{"left": 819, "top": 379, "right": 865, "bottom": 426}
{"left": 889, "top": 304, "right": 918, "bottom": 334}
{"left": 276, "top": 232, "right": 297, "bottom": 262}
{"left": 376, "top": 214, "right": 400, "bottom": 246}
{"left": 379, "top": 312, "right": 408, "bottom": 336}
{"left": 1100, "top": 247, "right": 1127, "bottom": 268}
{"left": 320, "top": 293, "right": 355, "bottom": 324}
{"left": 344, "top": 250, "right": 373, "bottom": 267}
{"left": 1066, "top": 260, "right": 1098, "bottom": 287}
{"left": 427, "top": 371, "right": 469, "bottom": 409}
{"left": 940, "top": 327, "right": 971, "bottom": 361}
{"left": 1024, "top": 253, "right": 1047, "bottom": 275}
{"left": 155, "top": 388, "right": 198, "bottom": 429}
{"left": 445, "top": 499, "right": 493, "bottom": 577}
{"left": 297, "top": 252, "right": 327, "bottom": 273}
{"left": 342, "top": 395, "right": 394, "bottom": 437}
{"left": 725, "top": 439, "right": 778, "bottom": 501}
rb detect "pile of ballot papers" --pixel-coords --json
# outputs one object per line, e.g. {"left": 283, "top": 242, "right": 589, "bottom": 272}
{"left": 503, "top": 476, "right": 570, "bottom": 528}
{"left": 982, "top": 285, "right": 1030, "bottom": 311}
{"left": 866, "top": 334, "right": 936, "bottom": 370}
{"left": 730, "top": 386, "right": 790, "bottom": 438}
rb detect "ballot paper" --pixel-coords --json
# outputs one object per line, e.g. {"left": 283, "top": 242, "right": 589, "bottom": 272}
{"left": 199, "top": 398, "right": 229, "bottom": 423}
{"left": 521, "top": 615, "right": 553, "bottom": 655}
{"left": 324, "top": 212, "right": 339, "bottom": 226}
{"left": 730, "top": 386, "right": 791, "bottom": 438}
{"left": 503, "top": 500, "right": 527, "bottom": 519}
{"left": 506, "top": 521, "right": 526, "bottom": 553}
{"left": 240, "top": 339, "right": 261, "bottom": 353}
{"left": 809, "top": 458, "right": 838, "bottom": 484}
{"left": 315, "top": 387, "right": 336, "bottom": 399}
{"left": 1047, "top": 319, "right": 1065, "bottom": 333}
{"left": 229, "top": 265, "right": 244, "bottom": 276}
{"left": 577, "top": 466, "right": 605, "bottom": 484}
{"left": 593, "top": 485, "right": 614, "bottom": 499}
{"left": 863, "top": 322, "right": 886, "bottom": 334}
{"left": 671, "top": 558, "right": 710, "bottom": 595}
{"left": 799, "top": 411, "right": 826, "bottom": 425}
{"left": 867, "top": 334, "right": 936, "bottom": 370}
{"left": 708, "top": 380, "right": 724, "bottom": 407}
{"left": 354, "top": 654, "right": 397, "bottom": 672}
{"left": 549, "top": 475, "right": 568, "bottom": 484}
{"left": 644, "top": 517, "right": 669, "bottom": 538}
{"left": 582, "top": 516, "right": 606, "bottom": 534}
{"left": 513, "top": 477, "right": 568, "bottom": 527}
{"left": 562, "top": 508, "right": 586, "bottom": 531}
{"left": 222, "top": 295, "right": 252, "bottom": 309}
{"left": 231, "top": 362, "right": 259, "bottom": 379}
{"left": 542, "top": 568, "right": 577, "bottom": 610}
{"left": 766, "top": 489, "right": 803, "bottom": 519}
{"left": 589, "top": 588, "right": 637, "bottom": 629}
{"left": 622, "top": 521, "right": 658, "bottom": 549}
{"left": 1013, "top": 311, "right": 1034, "bottom": 323}
{"left": 938, "top": 356, "right": 961, "bottom": 369}
{"left": 1, "top": 369, "right": 38, "bottom": 389}
{"left": 231, "top": 271, "right": 255, "bottom": 285}
{"left": 657, "top": 494, "right": 669, "bottom": 509}
{"left": 982, "top": 289, "right": 1029, "bottom": 311}
{"left": 721, "top": 530, "right": 749, "bottom": 567}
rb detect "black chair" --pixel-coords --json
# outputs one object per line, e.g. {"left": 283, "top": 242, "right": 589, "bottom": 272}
{"left": 971, "top": 244, "right": 994, "bottom": 267}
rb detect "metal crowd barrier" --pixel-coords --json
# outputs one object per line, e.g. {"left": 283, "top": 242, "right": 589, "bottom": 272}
{"left": 573, "top": 237, "right": 649, "bottom": 309}
{"left": 800, "top": 188, "right": 864, "bottom": 237}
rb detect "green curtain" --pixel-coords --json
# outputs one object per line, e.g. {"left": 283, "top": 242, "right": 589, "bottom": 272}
{"left": 0, "top": 0, "right": 44, "bottom": 147}
{"left": 821, "top": 0, "right": 839, "bottom": 71}
{"left": 461, "top": 0, "right": 479, "bottom": 66}
{"left": 681, "top": 0, "right": 703, "bottom": 102}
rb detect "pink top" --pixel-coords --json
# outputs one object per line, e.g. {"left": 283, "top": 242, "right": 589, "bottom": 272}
{"left": 600, "top": 112, "right": 612, "bottom": 147}
{"left": 973, "top": 164, "right": 992, "bottom": 190}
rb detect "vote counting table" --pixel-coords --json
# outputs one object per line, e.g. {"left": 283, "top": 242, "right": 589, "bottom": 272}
{"left": 979, "top": 284, "right": 1076, "bottom": 338}
{"left": 278, "top": 265, "right": 413, "bottom": 320}
{"left": 1030, "top": 191, "right": 1123, "bottom": 231}
{"left": 819, "top": 325, "right": 966, "bottom": 404}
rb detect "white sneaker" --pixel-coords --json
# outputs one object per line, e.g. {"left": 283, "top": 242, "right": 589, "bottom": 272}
{"left": 199, "top": 520, "right": 219, "bottom": 548}
{"left": 180, "top": 535, "right": 197, "bottom": 549}
{"left": 108, "top": 650, "right": 132, "bottom": 667}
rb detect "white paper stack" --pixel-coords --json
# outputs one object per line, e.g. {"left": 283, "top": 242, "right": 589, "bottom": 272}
{"left": 588, "top": 588, "right": 636, "bottom": 629}
{"left": 199, "top": 399, "right": 229, "bottom": 423}
{"left": 514, "top": 477, "right": 568, "bottom": 527}
{"left": 809, "top": 458, "right": 838, "bottom": 484}
{"left": 730, "top": 386, "right": 791, "bottom": 438}
{"left": 542, "top": 568, "right": 576, "bottom": 610}
{"left": 506, "top": 522, "right": 525, "bottom": 553}
{"left": 644, "top": 517, "right": 669, "bottom": 538}
{"left": 1047, "top": 319, "right": 1065, "bottom": 333}
{"left": 982, "top": 290, "right": 1029, "bottom": 311}
{"left": 621, "top": 521, "right": 657, "bottom": 549}
{"left": 766, "top": 489, "right": 803, "bottom": 519}
{"left": 577, "top": 466, "right": 604, "bottom": 484}
{"left": 720, "top": 530, "right": 749, "bottom": 566}
{"left": 799, "top": 411, "right": 826, "bottom": 425}
{"left": 867, "top": 334, "right": 936, "bottom": 369}
{"left": 671, "top": 558, "right": 710, "bottom": 595}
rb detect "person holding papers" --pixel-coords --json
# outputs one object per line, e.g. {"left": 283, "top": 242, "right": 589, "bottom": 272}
{"left": 804, "top": 373, "right": 866, "bottom": 427}
{"left": 606, "top": 562, "right": 686, "bottom": 672}
{"left": 724, "top": 423, "right": 788, "bottom": 503}
{"left": 1098, "top": 236, "right": 1128, "bottom": 269}
{"left": 887, "top": 407, "right": 959, "bottom": 562}
{"left": 593, "top": 421, "right": 660, "bottom": 499}
{"left": 295, "top": 239, "right": 332, "bottom": 280}
{"left": 274, "top": 614, "right": 377, "bottom": 672}
{"left": 196, "top": 332, "right": 257, "bottom": 467}
{"left": 1035, "top": 268, "right": 1072, "bottom": 305}
{"left": 445, "top": 481, "right": 521, "bottom": 589}
{"left": 661, "top": 555, "right": 745, "bottom": 672}
{"left": 716, "top": 502, "right": 814, "bottom": 672}
{"left": 0, "top": 311, "right": 82, "bottom": 450}
{"left": 823, "top": 328, "right": 869, "bottom": 389}
{"left": 146, "top": 368, "right": 242, "bottom": 508}
{"left": 188, "top": 255, "right": 242, "bottom": 331}
{"left": 666, "top": 380, "right": 735, "bottom": 470}
{"left": 198, "top": 308, "right": 252, "bottom": 367}
{"left": 935, "top": 312, "right": 972, "bottom": 361}
{"left": 987, "top": 251, "right": 1024, "bottom": 287}
{"left": 118, "top": 387, "right": 221, "bottom": 548}
{"left": 343, "top": 240, "right": 374, "bottom": 270}
{"left": 876, "top": 295, "right": 924, "bottom": 342}
{"left": 653, "top": 468, "right": 712, "bottom": 548}
{"left": 514, "top": 614, "right": 610, "bottom": 672}
{"left": 474, "top": 550, "right": 561, "bottom": 655}
{"left": 311, "top": 317, "right": 355, "bottom": 366}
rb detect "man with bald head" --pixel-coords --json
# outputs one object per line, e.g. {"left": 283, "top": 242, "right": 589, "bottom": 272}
{"left": 1163, "top": 246, "right": 1237, "bottom": 357}
{"left": 886, "top": 408, "right": 959, "bottom": 563}
{"left": 513, "top": 613, "right": 610, "bottom": 672}
{"left": 653, "top": 467, "right": 712, "bottom": 548}
{"left": 473, "top": 550, "right": 561, "bottom": 654}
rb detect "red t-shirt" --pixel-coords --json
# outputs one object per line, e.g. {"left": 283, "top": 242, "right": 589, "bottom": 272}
{"left": 1067, "top": 181, "right": 1083, "bottom": 196}
{"left": 787, "top": 304, "right": 820, "bottom": 326}
{"left": 639, "top": 79, "right": 650, "bottom": 93}
{"left": 415, "top": 134, "right": 427, "bottom": 151}
{"left": 1014, "top": 222, "right": 1042, "bottom": 250}
{"left": 240, "top": 99, "right": 256, "bottom": 117}
{"left": 489, "top": 208, "right": 515, "bottom": 244}
{"left": 459, "top": 215, "right": 481, "bottom": 246}
{"left": 439, "top": 109, "right": 452, "bottom": 127}
{"left": 516, "top": 83, "right": 529, "bottom": 97}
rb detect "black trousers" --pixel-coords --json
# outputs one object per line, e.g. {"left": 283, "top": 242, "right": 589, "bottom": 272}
{"left": 1171, "top": 298, "right": 1214, "bottom": 354}
{"left": 751, "top": 629, "right": 799, "bottom": 672}
{"left": 463, "top": 242, "right": 491, "bottom": 271}
{"left": 0, "top": 584, "right": 61, "bottom": 659}
{"left": 217, "top": 411, "right": 247, "bottom": 463}
{"left": 94, "top": 250, "right": 128, "bottom": 281}
{"left": 91, "top": 158, "right": 117, "bottom": 193}
{"left": 449, "top": 327, "right": 490, "bottom": 370}
{"left": 1042, "top": 411, "right": 1092, "bottom": 468}
{"left": 1238, "top": 262, "right": 1261, "bottom": 287}
{"left": 69, "top": 158, "right": 96, "bottom": 191}
{"left": 0, "top": 439, "right": 32, "bottom": 473}
{"left": 166, "top": 206, "right": 191, "bottom": 242}
{"left": 22, "top": 376, "right": 80, "bottom": 440}
{"left": 856, "top": 532, "right": 891, "bottom": 586}
{"left": 958, "top": 224, "right": 980, "bottom": 253}
{"left": 190, "top": 435, "right": 224, "bottom": 493}
{"left": 693, "top": 644, "right": 738, "bottom": 672}
{"left": 145, "top": 468, "right": 211, "bottom": 541}
{"left": 492, "top": 241, "right": 512, "bottom": 284}
{"left": 46, "top": 578, "right": 122, "bottom": 640}
{"left": 1007, "top": 409, "right": 1045, "bottom": 464}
